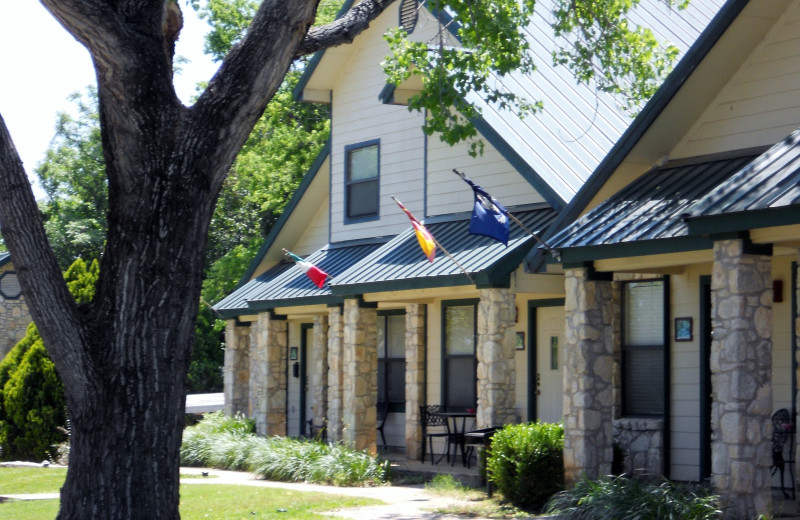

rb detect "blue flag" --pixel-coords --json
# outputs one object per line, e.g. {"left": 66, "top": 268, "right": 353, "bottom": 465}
{"left": 457, "top": 172, "right": 510, "bottom": 245}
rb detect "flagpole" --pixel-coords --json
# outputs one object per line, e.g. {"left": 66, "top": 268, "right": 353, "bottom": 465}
{"left": 390, "top": 195, "right": 475, "bottom": 285}
{"left": 452, "top": 169, "right": 561, "bottom": 261}
{"left": 429, "top": 234, "right": 475, "bottom": 285}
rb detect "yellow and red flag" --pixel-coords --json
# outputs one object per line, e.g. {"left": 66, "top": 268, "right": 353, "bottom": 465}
{"left": 392, "top": 197, "right": 436, "bottom": 262}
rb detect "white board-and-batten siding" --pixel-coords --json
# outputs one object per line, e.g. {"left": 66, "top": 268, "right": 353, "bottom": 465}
{"left": 672, "top": 0, "right": 800, "bottom": 159}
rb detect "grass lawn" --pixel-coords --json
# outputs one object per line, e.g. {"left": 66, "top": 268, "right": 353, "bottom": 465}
{"left": 0, "top": 468, "right": 380, "bottom": 520}
{"left": 0, "top": 467, "right": 67, "bottom": 494}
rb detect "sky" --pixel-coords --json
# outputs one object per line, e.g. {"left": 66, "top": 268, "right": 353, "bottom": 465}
{"left": 0, "top": 3, "right": 220, "bottom": 199}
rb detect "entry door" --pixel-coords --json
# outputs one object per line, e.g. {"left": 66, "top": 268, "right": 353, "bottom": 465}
{"left": 536, "top": 305, "right": 565, "bottom": 423}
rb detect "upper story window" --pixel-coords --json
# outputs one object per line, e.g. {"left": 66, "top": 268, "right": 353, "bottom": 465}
{"left": 345, "top": 140, "right": 379, "bottom": 221}
{"left": 622, "top": 279, "right": 666, "bottom": 417}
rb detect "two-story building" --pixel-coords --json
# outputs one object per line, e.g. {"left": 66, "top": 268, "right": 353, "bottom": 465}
{"left": 214, "top": 0, "right": 721, "bottom": 463}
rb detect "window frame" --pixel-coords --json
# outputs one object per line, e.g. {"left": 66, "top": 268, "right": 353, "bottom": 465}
{"left": 344, "top": 139, "right": 380, "bottom": 223}
{"left": 441, "top": 299, "right": 479, "bottom": 411}
{"left": 377, "top": 309, "right": 406, "bottom": 413}
{"left": 621, "top": 278, "right": 670, "bottom": 418}
{"left": 0, "top": 271, "right": 22, "bottom": 299}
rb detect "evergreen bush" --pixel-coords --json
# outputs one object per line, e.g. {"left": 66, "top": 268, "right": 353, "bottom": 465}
{"left": 486, "top": 421, "right": 564, "bottom": 511}
{"left": 0, "top": 258, "right": 98, "bottom": 461}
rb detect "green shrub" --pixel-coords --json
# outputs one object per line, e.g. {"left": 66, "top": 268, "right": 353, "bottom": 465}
{"left": 0, "top": 327, "right": 66, "bottom": 461}
{"left": 486, "top": 421, "right": 564, "bottom": 511}
{"left": 0, "top": 258, "right": 98, "bottom": 461}
{"left": 545, "top": 475, "right": 722, "bottom": 520}
{"left": 181, "top": 411, "right": 388, "bottom": 486}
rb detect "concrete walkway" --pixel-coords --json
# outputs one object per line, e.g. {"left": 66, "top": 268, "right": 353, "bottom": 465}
{"left": 0, "top": 466, "right": 504, "bottom": 520}
{"left": 179, "top": 467, "right": 502, "bottom": 520}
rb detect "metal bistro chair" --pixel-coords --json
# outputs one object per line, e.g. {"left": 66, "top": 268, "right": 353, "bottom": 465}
{"left": 420, "top": 405, "right": 451, "bottom": 465}
{"left": 771, "top": 408, "right": 796, "bottom": 500}
{"left": 376, "top": 401, "right": 389, "bottom": 449}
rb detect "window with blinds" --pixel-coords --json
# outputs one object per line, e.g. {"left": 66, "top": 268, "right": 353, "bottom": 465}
{"left": 443, "top": 301, "right": 478, "bottom": 410}
{"left": 377, "top": 311, "right": 406, "bottom": 412}
{"left": 622, "top": 280, "right": 665, "bottom": 416}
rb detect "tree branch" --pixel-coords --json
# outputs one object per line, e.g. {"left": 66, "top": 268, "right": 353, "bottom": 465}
{"left": 0, "top": 114, "right": 98, "bottom": 409}
{"left": 296, "top": 0, "right": 398, "bottom": 58}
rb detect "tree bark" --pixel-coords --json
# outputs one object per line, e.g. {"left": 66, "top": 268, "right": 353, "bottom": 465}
{"left": 0, "top": 0, "right": 394, "bottom": 518}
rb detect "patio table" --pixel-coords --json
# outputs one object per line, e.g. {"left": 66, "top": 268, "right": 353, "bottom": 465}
{"left": 433, "top": 410, "right": 476, "bottom": 467}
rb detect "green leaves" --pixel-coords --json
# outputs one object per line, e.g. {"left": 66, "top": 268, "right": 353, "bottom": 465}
{"left": 551, "top": 0, "right": 682, "bottom": 113}
{"left": 383, "top": 0, "right": 686, "bottom": 153}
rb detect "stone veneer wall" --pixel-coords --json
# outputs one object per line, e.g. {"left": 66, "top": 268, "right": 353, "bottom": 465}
{"left": 223, "top": 320, "right": 250, "bottom": 415}
{"left": 341, "top": 299, "right": 377, "bottom": 453}
{"left": 249, "top": 313, "right": 288, "bottom": 436}
{"left": 710, "top": 239, "right": 772, "bottom": 519}
{"left": 0, "top": 266, "right": 31, "bottom": 360}
{"left": 613, "top": 418, "right": 663, "bottom": 478}
{"left": 476, "top": 287, "right": 517, "bottom": 428}
{"left": 563, "top": 268, "right": 615, "bottom": 484}
{"left": 327, "top": 306, "right": 344, "bottom": 442}
{"left": 264, "top": 315, "right": 288, "bottom": 437}
{"left": 248, "top": 316, "right": 266, "bottom": 434}
{"left": 310, "top": 315, "right": 328, "bottom": 426}
{"left": 405, "top": 303, "right": 426, "bottom": 460}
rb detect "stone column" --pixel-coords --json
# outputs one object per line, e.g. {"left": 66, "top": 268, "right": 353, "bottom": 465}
{"left": 476, "top": 288, "right": 517, "bottom": 429}
{"left": 310, "top": 314, "right": 329, "bottom": 424}
{"left": 342, "top": 298, "right": 378, "bottom": 453}
{"left": 710, "top": 239, "right": 772, "bottom": 519}
{"left": 405, "top": 303, "right": 426, "bottom": 460}
{"left": 562, "top": 268, "right": 615, "bottom": 485}
{"left": 327, "top": 306, "right": 344, "bottom": 442}
{"left": 223, "top": 320, "right": 250, "bottom": 416}
{"left": 248, "top": 315, "right": 267, "bottom": 434}
{"left": 249, "top": 312, "right": 288, "bottom": 436}
{"left": 264, "top": 314, "right": 288, "bottom": 437}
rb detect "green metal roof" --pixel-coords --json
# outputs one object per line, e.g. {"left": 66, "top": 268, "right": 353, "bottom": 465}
{"left": 213, "top": 241, "right": 385, "bottom": 317}
{"left": 549, "top": 153, "right": 760, "bottom": 263}
{"left": 686, "top": 127, "right": 800, "bottom": 234}
{"left": 331, "top": 205, "right": 556, "bottom": 294}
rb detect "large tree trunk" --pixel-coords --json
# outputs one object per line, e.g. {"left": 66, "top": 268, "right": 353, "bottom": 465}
{"left": 0, "top": 1, "right": 394, "bottom": 519}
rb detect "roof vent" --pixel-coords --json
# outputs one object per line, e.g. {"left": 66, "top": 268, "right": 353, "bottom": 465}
{"left": 399, "top": 0, "right": 418, "bottom": 34}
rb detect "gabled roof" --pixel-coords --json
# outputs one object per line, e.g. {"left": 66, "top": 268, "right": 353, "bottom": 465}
{"left": 527, "top": 0, "right": 760, "bottom": 269}
{"left": 296, "top": 0, "right": 724, "bottom": 206}
{"left": 332, "top": 205, "right": 556, "bottom": 294}
{"left": 548, "top": 153, "right": 760, "bottom": 263}
{"left": 214, "top": 241, "right": 385, "bottom": 317}
{"left": 0, "top": 252, "right": 10, "bottom": 268}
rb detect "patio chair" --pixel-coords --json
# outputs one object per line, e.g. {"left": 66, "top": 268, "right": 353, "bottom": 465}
{"left": 771, "top": 408, "right": 795, "bottom": 500}
{"left": 377, "top": 401, "right": 389, "bottom": 448}
{"left": 420, "top": 405, "right": 450, "bottom": 465}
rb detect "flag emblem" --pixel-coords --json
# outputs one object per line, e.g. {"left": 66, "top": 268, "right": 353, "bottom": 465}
{"left": 284, "top": 250, "right": 329, "bottom": 288}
